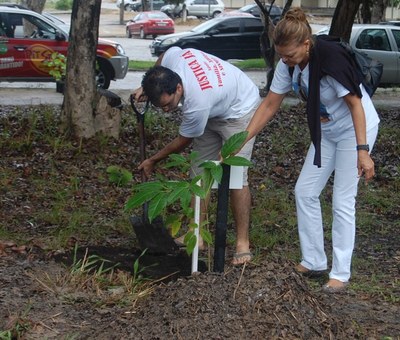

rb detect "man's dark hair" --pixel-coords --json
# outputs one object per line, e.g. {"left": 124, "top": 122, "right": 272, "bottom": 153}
{"left": 141, "top": 66, "right": 182, "bottom": 106}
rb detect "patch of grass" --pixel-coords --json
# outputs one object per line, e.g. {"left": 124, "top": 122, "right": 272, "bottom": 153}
{"left": 231, "top": 58, "right": 266, "bottom": 70}
{"left": 30, "top": 246, "right": 156, "bottom": 307}
{"left": 128, "top": 60, "right": 154, "bottom": 70}
{"left": 128, "top": 58, "right": 267, "bottom": 71}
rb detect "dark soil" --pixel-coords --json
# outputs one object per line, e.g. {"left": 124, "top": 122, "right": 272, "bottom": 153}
{"left": 0, "top": 104, "right": 399, "bottom": 339}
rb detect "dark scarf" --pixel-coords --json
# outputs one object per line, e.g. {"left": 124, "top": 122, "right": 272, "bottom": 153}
{"left": 307, "top": 35, "right": 363, "bottom": 167}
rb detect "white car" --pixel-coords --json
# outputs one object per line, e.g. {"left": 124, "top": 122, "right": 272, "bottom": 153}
{"left": 161, "top": 0, "right": 224, "bottom": 18}
{"left": 116, "top": 0, "right": 139, "bottom": 11}
{"left": 317, "top": 24, "right": 400, "bottom": 86}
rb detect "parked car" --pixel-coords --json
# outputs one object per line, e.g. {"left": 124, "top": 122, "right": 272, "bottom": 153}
{"left": 228, "top": 3, "right": 282, "bottom": 24}
{"left": 126, "top": 11, "right": 174, "bottom": 39}
{"left": 161, "top": 0, "right": 225, "bottom": 18}
{"left": 379, "top": 20, "right": 400, "bottom": 26}
{"left": 116, "top": 0, "right": 138, "bottom": 11}
{"left": 150, "top": 15, "right": 264, "bottom": 60}
{"left": 317, "top": 24, "right": 400, "bottom": 86}
{"left": 0, "top": 6, "right": 129, "bottom": 89}
{"left": 129, "top": 0, "right": 167, "bottom": 11}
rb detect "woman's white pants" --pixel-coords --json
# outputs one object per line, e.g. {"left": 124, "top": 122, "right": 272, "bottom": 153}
{"left": 295, "top": 125, "right": 379, "bottom": 282}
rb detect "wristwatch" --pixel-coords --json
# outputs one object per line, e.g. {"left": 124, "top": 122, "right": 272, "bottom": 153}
{"left": 356, "top": 144, "right": 370, "bottom": 152}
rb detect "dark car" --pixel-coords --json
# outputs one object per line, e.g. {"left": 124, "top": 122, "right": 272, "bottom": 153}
{"left": 130, "top": 0, "right": 166, "bottom": 11}
{"left": 234, "top": 3, "right": 282, "bottom": 24}
{"left": 150, "top": 15, "right": 264, "bottom": 60}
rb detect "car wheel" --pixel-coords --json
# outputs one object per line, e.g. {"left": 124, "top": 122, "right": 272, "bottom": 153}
{"left": 96, "top": 61, "right": 112, "bottom": 89}
{"left": 124, "top": 4, "right": 131, "bottom": 11}
{"left": 126, "top": 28, "right": 132, "bottom": 38}
{"left": 212, "top": 11, "right": 221, "bottom": 18}
{"left": 140, "top": 28, "right": 146, "bottom": 39}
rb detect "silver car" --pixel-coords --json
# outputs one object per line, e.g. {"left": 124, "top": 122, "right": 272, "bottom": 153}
{"left": 161, "top": 0, "right": 224, "bottom": 18}
{"left": 317, "top": 24, "right": 400, "bottom": 86}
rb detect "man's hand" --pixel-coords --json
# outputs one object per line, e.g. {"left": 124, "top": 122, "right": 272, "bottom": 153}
{"left": 138, "top": 158, "right": 156, "bottom": 178}
{"left": 357, "top": 151, "right": 375, "bottom": 183}
{"left": 132, "top": 87, "right": 147, "bottom": 102}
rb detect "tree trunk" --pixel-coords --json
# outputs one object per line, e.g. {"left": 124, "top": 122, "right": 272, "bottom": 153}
{"left": 330, "top": 0, "right": 362, "bottom": 42}
{"left": 371, "top": 0, "right": 388, "bottom": 23}
{"left": 20, "top": 0, "right": 46, "bottom": 13}
{"left": 61, "top": 0, "right": 108, "bottom": 139}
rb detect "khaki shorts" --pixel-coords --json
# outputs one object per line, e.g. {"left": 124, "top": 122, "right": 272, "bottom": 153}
{"left": 190, "top": 108, "right": 257, "bottom": 186}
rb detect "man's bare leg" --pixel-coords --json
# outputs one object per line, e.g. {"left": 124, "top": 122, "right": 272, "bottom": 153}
{"left": 230, "top": 186, "right": 252, "bottom": 265}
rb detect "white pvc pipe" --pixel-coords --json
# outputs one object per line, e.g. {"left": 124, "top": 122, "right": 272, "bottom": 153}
{"left": 191, "top": 192, "right": 201, "bottom": 274}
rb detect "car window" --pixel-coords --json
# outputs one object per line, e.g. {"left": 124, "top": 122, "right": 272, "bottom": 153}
{"left": 0, "top": 12, "right": 58, "bottom": 39}
{"left": 391, "top": 29, "right": 400, "bottom": 51}
{"left": 355, "top": 29, "right": 391, "bottom": 51}
{"left": 243, "top": 18, "right": 263, "bottom": 33}
{"left": 213, "top": 19, "right": 239, "bottom": 34}
{"left": 268, "top": 6, "right": 281, "bottom": 16}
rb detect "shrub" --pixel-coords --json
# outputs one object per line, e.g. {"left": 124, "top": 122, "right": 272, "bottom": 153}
{"left": 55, "top": 0, "right": 73, "bottom": 10}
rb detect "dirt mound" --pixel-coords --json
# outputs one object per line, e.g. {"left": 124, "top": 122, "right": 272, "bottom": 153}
{"left": 127, "top": 261, "right": 355, "bottom": 339}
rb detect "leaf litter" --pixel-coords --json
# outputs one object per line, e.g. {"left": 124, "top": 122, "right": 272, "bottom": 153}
{"left": 0, "top": 104, "right": 399, "bottom": 339}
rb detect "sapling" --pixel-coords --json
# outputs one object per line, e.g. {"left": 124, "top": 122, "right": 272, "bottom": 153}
{"left": 108, "top": 131, "right": 252, "bottom": 254}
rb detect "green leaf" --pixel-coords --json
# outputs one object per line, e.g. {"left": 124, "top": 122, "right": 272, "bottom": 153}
{"left": 170, "top": 219, "right": 181, "bottom": 237}
{"left": 210, "top": 164, "right": 223, "bottom": 184}
{"left": 222, "top": 156, "right": 253, "bottom": 167}
{"left": 164, "top": 153, "right": 187, "bottom": 168}
{"left": 190, "top": 179, "right": 206, "bottom": 199}
{"left": 199, "top": 160, "right": 218, "bottom": 169}
{"left": 220, "top": 131, "right": 249, "bottom": 158}
{"left": 200, "top": 229, "right": 213, "bottom": 245}
{"left": 180, "top": 190, "right": 192, "bottom": 211}
{"left": 124, "top": 187, "right": 160, "bottom": 211}
{"left": 184, "top": 231, "right": 197, "bottom": 255}
{"left": 166, "top": 182, "right": 190, "bottom": 204}
{"left": 148, "top": 193, "right": 168, "bottom": 222}
{"left": 189, "top": 151, "right": 200, "bottom": 161}
{"left": 201, "top": 168, "right": 215, "bottom": 195}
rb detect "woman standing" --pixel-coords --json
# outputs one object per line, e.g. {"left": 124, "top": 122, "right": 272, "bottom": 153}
{"left": 244, "top": 8, "right": 380, "bottom": 292}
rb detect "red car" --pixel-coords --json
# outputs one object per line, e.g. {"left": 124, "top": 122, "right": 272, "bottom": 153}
{"left": 126, "top": 11, "right": 174, "bottom": 39}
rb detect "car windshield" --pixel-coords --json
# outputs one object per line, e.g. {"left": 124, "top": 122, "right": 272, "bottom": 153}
{"left": 191, "top": 18, "right": 221, "bottom": 32}
{"left": 148, "top": 12, "right": 168, "bottom": 19}
{"left": 239, "top": 4, "right": 254, "bottom": 11}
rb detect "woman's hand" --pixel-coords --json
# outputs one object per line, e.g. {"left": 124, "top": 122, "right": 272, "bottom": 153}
{"left": 357, "top": 150, "right": 374, "bottom": 183}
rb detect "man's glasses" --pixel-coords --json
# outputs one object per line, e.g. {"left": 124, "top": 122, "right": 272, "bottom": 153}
{"left": 297, "top": 72, "right": 308, "bottom": 102}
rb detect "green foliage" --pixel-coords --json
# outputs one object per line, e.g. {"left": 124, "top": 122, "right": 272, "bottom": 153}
{"left": 71, "top": 243, "right": 118, "bottom": 277}
{"left": 43, "top": 52, "right": 66, "bottom": 82}
{"left": 107, "top": 165, "right": 133, "bottom": 187}
{"left": 230, "top": 58, "right": 266, "bottom": 70}
{"left": 121, "top": 131, "right": 251, "bottom": 254}
{"left": 54, "top": 0, "right": 73, "bottom": 10}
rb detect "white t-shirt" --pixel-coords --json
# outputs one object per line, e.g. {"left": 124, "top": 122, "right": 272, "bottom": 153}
{"left": 270, "top": 59, "right": 380, "bottom": 140}
{"left": 161, "top": 47, "right": 261, "bottom": 138}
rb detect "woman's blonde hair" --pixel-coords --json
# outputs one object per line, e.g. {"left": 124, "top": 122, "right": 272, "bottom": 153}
{"left": 273, "top": 7, "right": 312, "bottom": 47}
